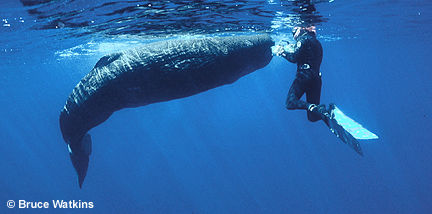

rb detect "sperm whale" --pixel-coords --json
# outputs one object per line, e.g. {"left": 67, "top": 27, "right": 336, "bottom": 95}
{"left": 59, "top": 33, "right": 274, "bottom": 188}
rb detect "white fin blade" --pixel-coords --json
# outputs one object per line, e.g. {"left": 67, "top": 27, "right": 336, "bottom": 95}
{"left": 333, "top": 106, "right": 378, "bottom": 140}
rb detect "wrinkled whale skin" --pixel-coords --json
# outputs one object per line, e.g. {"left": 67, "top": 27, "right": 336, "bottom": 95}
{"left": 60, "top": 33, "right": 274, "bottom": 144}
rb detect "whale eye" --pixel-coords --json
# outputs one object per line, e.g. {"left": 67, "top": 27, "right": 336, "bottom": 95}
{"left": 67, "top": 144, "right": 73, "bottom": 154}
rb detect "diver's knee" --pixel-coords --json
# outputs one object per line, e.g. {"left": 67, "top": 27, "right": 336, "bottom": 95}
{"left": 285, "top": 99, "right": 297, "bottom": 110}
{"left": 307, "top": 117, "right": 320, "bottom": 122}
{"left": 285, "top": 100, "right": 297, "bottom": 110}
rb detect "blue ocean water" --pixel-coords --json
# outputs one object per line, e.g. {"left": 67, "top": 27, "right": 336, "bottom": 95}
{"left": 1, "top": 0, "right": 432, "bottom": 213}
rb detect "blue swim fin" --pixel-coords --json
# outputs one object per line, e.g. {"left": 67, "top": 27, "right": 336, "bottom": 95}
{"left": 325, "top": 104, "right": 379, "bottom": 156}
{"left": 327, "top": 117, "right": 364, "bottom": 156}
{"left": 330, "top": 104, "right": 378, "bottom": 140}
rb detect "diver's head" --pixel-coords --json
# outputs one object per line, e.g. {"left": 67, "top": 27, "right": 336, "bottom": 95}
{"left": 292, "top": 26, "right": 317, "bottom": 40}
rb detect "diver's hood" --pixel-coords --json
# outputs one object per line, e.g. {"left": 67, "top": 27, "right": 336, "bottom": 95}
{"left": 295, "top": 31, "right": 316, "bottom": 41}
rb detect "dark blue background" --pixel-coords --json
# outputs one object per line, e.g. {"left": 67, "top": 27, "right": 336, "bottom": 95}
{"left": 1, "top": 0, "right": 431, "bottom": 213}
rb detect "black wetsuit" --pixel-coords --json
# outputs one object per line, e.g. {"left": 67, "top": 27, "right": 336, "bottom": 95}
{"left": 283, "top": 32, "right": 323, "bottom": 122}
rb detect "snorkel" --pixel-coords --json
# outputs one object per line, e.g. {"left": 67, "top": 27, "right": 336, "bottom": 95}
{"left": 293, "top": 26, "right": 317, "bottom": 40}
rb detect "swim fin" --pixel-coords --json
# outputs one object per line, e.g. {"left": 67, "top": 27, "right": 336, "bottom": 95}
{"left": 329, "top": 104, "right": 378, "bottom": 140}
{"left": 325, "top": 104, "right": 364, "bottom": 156}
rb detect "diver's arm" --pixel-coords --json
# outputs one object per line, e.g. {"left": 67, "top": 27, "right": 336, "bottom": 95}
{"left": 281, "top": 41, "right": 302, "bottom": 63}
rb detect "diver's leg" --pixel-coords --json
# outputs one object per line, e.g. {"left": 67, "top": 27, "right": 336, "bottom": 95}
{"left": 306, "top": 77, "right": 322, "bottom": 122}
{"left": 285, "top": 78, "right": 308, "bottom": 110}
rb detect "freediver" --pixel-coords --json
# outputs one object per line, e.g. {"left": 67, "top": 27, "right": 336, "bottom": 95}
{"left": 275, "top": 26, "right": 329, "bottom": 123}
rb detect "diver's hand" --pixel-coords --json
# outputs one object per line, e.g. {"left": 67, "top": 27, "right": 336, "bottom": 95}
{"left": 274, "top": 45, "right": 286, "bottom": 57}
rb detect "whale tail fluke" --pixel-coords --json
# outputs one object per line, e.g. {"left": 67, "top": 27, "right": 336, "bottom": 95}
{"left": 68, "top": 134, "right": 92, "bottom": 188}
{"left": 81, "top": 134, "right": 92, "bottom": 156}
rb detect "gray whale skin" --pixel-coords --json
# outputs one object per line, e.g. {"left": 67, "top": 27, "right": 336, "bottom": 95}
{"left": 59, "top": 33, "right": 274, "bottom": 188}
